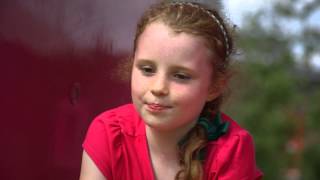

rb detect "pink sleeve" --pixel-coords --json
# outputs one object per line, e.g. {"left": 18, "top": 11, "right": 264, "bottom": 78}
{"left": 82, "top": 112, "right": 122, "bottom": 179}
{"left": 214, "top": 130, "right": 263, "bottom": 180}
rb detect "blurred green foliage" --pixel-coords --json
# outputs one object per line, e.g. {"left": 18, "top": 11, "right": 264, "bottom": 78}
{"left": 223, "top": 0, "right": 320, "bottom": 179}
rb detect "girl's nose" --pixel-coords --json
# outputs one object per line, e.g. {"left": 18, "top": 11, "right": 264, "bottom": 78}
{"left": 151, "top": 75, "right": 169, "bottom": 96}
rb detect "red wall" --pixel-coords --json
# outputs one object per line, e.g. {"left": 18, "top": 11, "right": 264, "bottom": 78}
{"left": 0, "top": 41, "right": 130, "bottom": 179}
{"left": 0, "top": 0, "right": 154, "bottom": 179}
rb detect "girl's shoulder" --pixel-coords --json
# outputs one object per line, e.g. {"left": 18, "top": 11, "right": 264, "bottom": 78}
{"left": 91, "top": 103, "right": 145, "bottom": 137}
{"left": 206, "top": 112, "right": 257, "bottom": 164}
{"left": 82, "top": 104, "right": 146, "bottom": 178}
{"left": 218, "top": 113, "right": 254, "bottom": 143}
{"left": 204, "top": 113, "right": 263, "bottom": 179}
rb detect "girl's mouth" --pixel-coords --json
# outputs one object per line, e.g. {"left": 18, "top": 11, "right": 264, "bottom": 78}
{"left": 146, "top": 103, "right": 171, "bottom": 112}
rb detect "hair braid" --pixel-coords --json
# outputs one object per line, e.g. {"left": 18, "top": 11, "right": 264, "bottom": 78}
{"left": 176, "top": 124, "right": 207, "bottom": 180}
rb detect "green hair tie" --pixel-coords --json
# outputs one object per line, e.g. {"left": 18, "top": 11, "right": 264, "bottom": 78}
{"left": 197, "top": 112, "right": 229, "bottom": 161}
{"left": 197, "top": 112, "right": 229, "bottom": 141}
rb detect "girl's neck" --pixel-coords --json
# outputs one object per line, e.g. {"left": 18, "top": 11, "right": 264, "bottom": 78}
{"left": 145, "top": 121, "right": 197, "bottom": 157}
{"left": 145, "top": 121, "right": 197, "bottom": 180}
{"left": 146, "top": 127, "right": 178, "bottom": 157}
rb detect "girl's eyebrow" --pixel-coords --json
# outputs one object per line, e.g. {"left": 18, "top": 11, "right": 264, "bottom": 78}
{"left": 135, "top": 59, "right": 155, "bottom": 65}
{"left": 170, "top": 65, "right": 192, "bottom": 72}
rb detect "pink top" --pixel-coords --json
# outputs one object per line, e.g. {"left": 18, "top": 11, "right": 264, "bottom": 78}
{"left": 83, "top": 104, "right": 263, "bottom": 180}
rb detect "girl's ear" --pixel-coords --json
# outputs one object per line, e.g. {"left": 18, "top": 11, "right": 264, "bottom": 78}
{"left": 206, "top": 89, "right": 220, "bottom": 102}
{"left": 206, "top": 78, "right": 227, "bottom": 102}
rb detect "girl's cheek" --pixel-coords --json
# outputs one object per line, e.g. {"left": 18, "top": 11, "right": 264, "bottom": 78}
{"left": 171, "top": 84, "right": 185, "bottom": 92}
{"left": 171, "top": 84, "right": 192, "bottom": 96}
{"left": 171, "top": 81, "right": 197, "bottom": 91}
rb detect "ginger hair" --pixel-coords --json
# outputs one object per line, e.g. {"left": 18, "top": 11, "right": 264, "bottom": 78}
{"left": 133, "top": 1, "right": 234, "bottom": 179}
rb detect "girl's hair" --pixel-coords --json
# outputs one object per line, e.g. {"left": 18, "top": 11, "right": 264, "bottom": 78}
{"left": 133, "top": 1, "right": 234, "bottom": 179}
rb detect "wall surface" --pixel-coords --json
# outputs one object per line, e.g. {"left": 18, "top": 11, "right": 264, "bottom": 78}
{"left": 0, "top": 0, "right": 155, "bottom": 179}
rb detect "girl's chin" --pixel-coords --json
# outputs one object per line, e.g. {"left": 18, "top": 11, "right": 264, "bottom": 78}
{"left": 141, "top": 114, "right": 173, "bottom": 130}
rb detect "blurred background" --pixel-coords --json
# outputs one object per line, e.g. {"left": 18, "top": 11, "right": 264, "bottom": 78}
{"left": 0, "top": 0, "right": 319, "bottom": 179}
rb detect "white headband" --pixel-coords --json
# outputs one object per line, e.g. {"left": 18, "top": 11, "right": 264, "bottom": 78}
{"left": 170, "top": 1, "right": 231, "bottom": 56}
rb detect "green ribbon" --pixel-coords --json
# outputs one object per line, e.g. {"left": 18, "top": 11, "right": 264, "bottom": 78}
{"left": 197, "top": 112, "right": 229, "bottom": 141}
{"left": 197, "top": 112, "right": 229, "bottom": 160}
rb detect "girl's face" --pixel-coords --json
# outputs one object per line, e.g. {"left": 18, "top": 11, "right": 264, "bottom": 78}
{"left": 131, "top": 21, "right": 218, "bottom": 133}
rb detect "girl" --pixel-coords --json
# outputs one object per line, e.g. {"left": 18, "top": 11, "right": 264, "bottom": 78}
{"left": 80, "top": 1, "right": 263, "bottom": 179}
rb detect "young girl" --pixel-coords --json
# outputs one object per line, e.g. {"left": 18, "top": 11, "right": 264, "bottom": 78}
{"left": 80, "top": 1, "right": 263, "bottom": 180}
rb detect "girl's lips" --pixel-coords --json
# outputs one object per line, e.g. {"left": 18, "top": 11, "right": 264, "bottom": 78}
{"left": 146, "top": 103, "right": 171, "bottom": 112}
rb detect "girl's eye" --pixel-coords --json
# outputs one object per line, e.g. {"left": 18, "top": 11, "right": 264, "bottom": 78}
{"left": 173, "top": 73, "right": 191, "bottom": 81}
{"left": 139, "top": 65, "right": 155, "bottom": 75}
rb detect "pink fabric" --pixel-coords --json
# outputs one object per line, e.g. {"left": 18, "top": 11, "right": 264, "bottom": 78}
{"left": 83, "top": 104, "right": 263, "bottom": 180}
